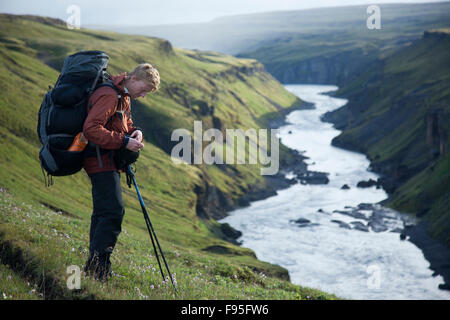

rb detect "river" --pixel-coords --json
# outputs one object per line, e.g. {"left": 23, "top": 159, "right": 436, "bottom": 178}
{"left": 219, "top": 84, "right": 450, "bottom": 300}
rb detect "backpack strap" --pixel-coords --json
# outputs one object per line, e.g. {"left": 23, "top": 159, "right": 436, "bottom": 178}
{"left": 88, "top": 81, "right": 123, "bottom": 113}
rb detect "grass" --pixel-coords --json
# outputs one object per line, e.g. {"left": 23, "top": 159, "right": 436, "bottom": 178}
{"left": 0, "top": 260, "right": 42, "bottom": 300}
{"left": 0, "top": 188, "right": 337, "bottom": 300}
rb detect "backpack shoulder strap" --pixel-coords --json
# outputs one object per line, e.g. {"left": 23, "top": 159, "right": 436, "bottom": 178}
{"left": 88, "top": 81, "right": 123, "bottom": 113}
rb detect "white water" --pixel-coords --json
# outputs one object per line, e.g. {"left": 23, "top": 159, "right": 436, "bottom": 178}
{"left": 220, "top": 84, "right": 450, "bottom": 300}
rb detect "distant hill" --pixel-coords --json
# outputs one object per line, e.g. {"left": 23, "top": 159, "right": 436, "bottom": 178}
{"left": 88, "top": 2, "right": 450, "bottom": 85}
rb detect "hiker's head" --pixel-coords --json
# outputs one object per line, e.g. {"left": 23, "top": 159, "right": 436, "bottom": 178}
{"left": 125, "top": 63, "right": 160, "bottom": 99}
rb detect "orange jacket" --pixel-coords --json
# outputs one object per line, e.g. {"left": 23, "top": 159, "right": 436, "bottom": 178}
{"left": 83, "top": 73, "right": 138, "bottom": 175}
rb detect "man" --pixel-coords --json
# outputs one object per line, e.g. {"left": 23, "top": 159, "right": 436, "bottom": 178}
{"left": 82, "top": 63, "right": 160, "bottom": 280}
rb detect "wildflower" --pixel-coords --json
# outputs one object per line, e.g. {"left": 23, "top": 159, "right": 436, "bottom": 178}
{"left": 150, "top": 285, "right": 154, "bottom": 289}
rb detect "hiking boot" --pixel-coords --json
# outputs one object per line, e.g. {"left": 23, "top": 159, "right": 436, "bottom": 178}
{"left": 84, "top": 251, "right": 112, "bottom": 282}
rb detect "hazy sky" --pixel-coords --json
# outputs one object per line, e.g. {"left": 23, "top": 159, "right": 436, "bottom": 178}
{"left": 0, "top": 0, "right": 447, "bottom": 25}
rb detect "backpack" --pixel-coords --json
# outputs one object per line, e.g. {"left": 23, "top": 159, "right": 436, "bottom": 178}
{"left": 37, "top": 50, "right": 122, "bottom": 186}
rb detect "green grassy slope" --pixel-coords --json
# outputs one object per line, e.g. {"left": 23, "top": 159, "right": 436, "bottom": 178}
{"left": 323, "top": 29, "right": 450, "bottom": 247}
{"left": 0, "top": 14, "right": 336, "bottom": 299}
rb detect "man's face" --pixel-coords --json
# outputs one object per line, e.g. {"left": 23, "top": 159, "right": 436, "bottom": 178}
{"left": 127, "top": 75, "right": 154, "bottom": 99}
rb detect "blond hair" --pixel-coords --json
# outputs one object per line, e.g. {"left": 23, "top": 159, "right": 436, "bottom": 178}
{"left": 129, "top": 63, "right": 160, "bottom": 92}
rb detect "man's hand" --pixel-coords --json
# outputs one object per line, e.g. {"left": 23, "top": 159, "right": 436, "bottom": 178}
{"left": 130, "top": 130, "right": 143, "bottom": 143}
{"left": 126, "top": 138, "right": 144, "bottom": 152}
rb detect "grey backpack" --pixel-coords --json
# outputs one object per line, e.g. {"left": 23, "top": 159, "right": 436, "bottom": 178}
{"left": 37, "top": 50, "right": 119, "bottom": 185}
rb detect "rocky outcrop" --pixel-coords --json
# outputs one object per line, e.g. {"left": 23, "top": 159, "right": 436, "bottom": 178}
{"left": 194, "top": 179, "right": 234, "bottom": 220}
{"left": 296, "top": 171, "right": 329, "bottom": 185}
{"left": 269, "top": 48, "right": 377, "bottom": 85}
{"left": 426, "top": 108, "right": 448, "bottom": 159}
{"left": 213, "top": 61, "right": 269, "bottom": 84}
{"left": 158, "top": 39, "right": 174, "bottom": 55}
{"left": 357, "top": 179, "right": 382, "bottom": 189}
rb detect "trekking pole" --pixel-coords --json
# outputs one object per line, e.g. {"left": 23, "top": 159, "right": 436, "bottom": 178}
{"left": 126, "top": 165, "right": 178, "bottom": 293}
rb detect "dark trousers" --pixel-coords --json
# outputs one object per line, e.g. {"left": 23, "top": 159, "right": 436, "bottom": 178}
{"left": 88, "top": 171, "right": 125, "bottom": 257}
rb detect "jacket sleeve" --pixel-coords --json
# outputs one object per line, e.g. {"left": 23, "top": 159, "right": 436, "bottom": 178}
{"left": 83, "top": 88, "right": 127, "bottom": 150}
{"left": 126, "top": 113, "right": 137, "bottom": 134}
